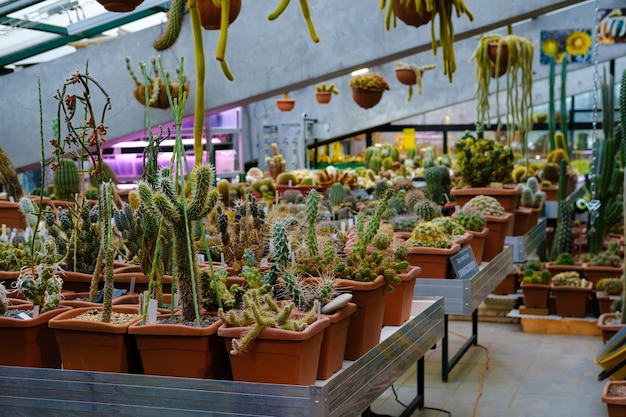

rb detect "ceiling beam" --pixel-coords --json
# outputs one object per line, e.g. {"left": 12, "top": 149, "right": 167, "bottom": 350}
{"left": 0, "top": 16, "right": 68, "bottom": 34}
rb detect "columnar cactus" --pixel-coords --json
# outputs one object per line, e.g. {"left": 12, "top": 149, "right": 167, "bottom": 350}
{"left": 141, "top": 165, "right": 220, "bottom": 322}
{"left": 53, "top": 159, "right": 80, "bottom": 201}
{"left": 0, "top": 144, "right": 23, "bottom": 200}
{"left": 17, "top": 238, "right": 64, "bottom": 313}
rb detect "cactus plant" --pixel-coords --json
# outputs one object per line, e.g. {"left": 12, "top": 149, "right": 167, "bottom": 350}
{"left": 454, "top": 209, "right": 485, "bottom": 232}
{"left": 464, "top": 195, "right": 505, "bottom": 217}
{"left": 590, "top": 242, "right": 622, "bottom": 267}
{"left": 415, "top": 199, "right": 442, "bottom": 221}
{"left": 16, "top": 238, "right": 64, "bottom": 313}
{"left": 0, "top": 144, "right": 23, "bottom": 200}
{"left": 453, "top": 131, "right": 514, "bottom": 187}
{"left": 551, "top": 271, "right": 585, "bottom": 287}
{"left": 408, "top": 221, "right": 453, "bottom": 249}
{"left": 53, "top": 159, "right": 80, "bottom": 201}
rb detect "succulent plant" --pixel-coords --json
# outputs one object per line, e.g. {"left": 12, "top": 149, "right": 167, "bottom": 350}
{"left": 391, "top": 214, "right": 421, "bottom": 232}
{"left": 596, "top": 278, "right": 623, "bottom": 295}
{"left": 464, "top": 195, "right": 505, "bottom": 217}
{"left": 349, "top": 72, "right": 390, "bottom": 90}
{"left": 555, "top": 252, "right": 575, "bottom": 266}
{"left": 454, "top": 209, "right": 485, "bottom": 232}
{"left": 453, "top": 132, "right": 514, "bottom": 187}
{"left": 408, "top": 221, "right": 453, "bottom": 249}
{"left": 590, "top": 242, "right": 622, "bottom": 267}
{"left": 551, "top": 271, "right": 584, "bottom": 287}
{"left": 415, "top": 199, "right": 442, "bottom": 221}
{"left": 431, "top": 216, "right": 465, "bottom": 236}
{"left": 522, "top": 267, "right": 550, "bottom": 285}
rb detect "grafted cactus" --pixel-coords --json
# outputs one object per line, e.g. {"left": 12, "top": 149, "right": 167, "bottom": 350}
{"left": 142, "top": 164, "right": 220, "bottom": 322}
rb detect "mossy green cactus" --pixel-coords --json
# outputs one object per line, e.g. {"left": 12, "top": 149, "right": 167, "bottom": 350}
{"left": 555, "top": 252, "right": 575, "bottom": 265}
{"left": 53, "top": 159, "right": 80, "bottom": 201}
{"left": 464, "top": 195, "right": 505, "bottom": 217}
{"left": 454, "top": 209, "right": 485, "bottom": 232}
{"left": 453, "top": 132, "right": 514, "bottom": 187}
{"left": 327, "top": 182, "right": 346, "bottom": 207}
{"left": 431, "top": 216, "right": 465, "bottom": 236}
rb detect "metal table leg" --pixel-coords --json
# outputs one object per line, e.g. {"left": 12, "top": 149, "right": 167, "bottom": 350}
{"left": 441, "top": 310, "right": 478, "bottom": 382}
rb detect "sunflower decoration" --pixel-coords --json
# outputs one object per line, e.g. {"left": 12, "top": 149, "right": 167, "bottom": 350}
{"left": 565, "top": 31, "right": 592, "bottom": 56}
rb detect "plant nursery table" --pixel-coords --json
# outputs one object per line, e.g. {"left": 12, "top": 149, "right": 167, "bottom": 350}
{"left": 0, "top": 297, "right": 443, "bottom": 417}
{"left": 414, "top": 244, "right": 514, "bottom": 381}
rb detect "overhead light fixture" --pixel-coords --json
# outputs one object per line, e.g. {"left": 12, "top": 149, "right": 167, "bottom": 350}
{"left": 351, "top": 68, "right": 369, "bottom": 76}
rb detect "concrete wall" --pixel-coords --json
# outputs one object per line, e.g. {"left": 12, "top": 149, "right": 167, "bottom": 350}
{"left": 0, "top": 0, "right": 615, "bottom": 170}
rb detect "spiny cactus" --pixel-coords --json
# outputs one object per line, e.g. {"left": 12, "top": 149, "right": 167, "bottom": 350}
{"left": 431, "top": 216, "right": 465, "bottom": 236}
{"left": 327, "top": 182, "right": 346, "bottom": 207}
{"left": 415, "top": 199, "right": 442, "bottom": 221}
{"left": 391, "top": 214, "right": 420, "bottom": 232}
{"left": 590, "top": 242, "right": 622, "bottom": 267}
{"left": 306, "top": 189, "right": 319, "bottom": 258}
{"left": 143, "top": 165, "right": 220, "bottom": 322}
{"left": 16, "top": 239, "right": 63, "bottom": 313}
{"left": 464, "top": 195, "right": 505, "bottom": 217}
{"left": 409, "top": 221, "right": 453, "bottom": 249}
{"left": 0, "top": 144, "right": 23, "bottom": 200}
{"left": 551, "top": 271, "right": 584, "bottom": 287}
{"left": 454, "top": 209, "right": 485, "bottom": 232}
{"left": 53, "top": 159, "right": 80, "bottom": 201}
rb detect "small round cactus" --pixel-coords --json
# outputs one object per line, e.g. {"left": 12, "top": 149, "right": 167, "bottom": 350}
{"left": 464, "top": 195, "right": 505, "bottom": 217}
{"left": 409, "top": 221, "right": 453, "bottom": 249}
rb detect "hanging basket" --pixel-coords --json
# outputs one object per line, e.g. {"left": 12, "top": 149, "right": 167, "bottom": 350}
{"left": 393, "top": 0, "right": 432, "bottom": 28}
{"left": 276, "top": 98, "right": 296, "bottom": 112}
{"left": 315, "top": 91, "right": 332, "bottom": 104}
{"left": 351, "top": 88, "right": 384, "bottom": 109}
{"left": 487, "top": 41, "right": 509, "bottom": 78}
{"left": 96, "top": 0, "right": 144, "bottom": 12}
{"left": 197, "top": 0, "right": 242, "bottom": 30}
{"left": 133, "top": 82, "right": 190, "bottom": 109}
{"left": 395, "top": 67, "right": 418, "bottom": 85}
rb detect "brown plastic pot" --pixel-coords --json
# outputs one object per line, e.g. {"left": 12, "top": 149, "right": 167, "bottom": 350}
{"left": 406, "top": 244, "right": 461, "bottom": 279}
{"left": 317, "top": 302, "right": 357, "bottom": 380}
{"left": 197, "top": 0, "right": 241, "bottom": 30}
{"left": 550, "top": 281, "right": 593, "bottom": 318}
{"left": 383, "top": 266, "right": 422, "bottom": 326}
{"left": 393, "top": 0, "right": 431, "bottom": 28}
{"left": 520, "top": 282, "right": 550, "bottom": 309}
{"left": 602, "top": 380, "right": 626, "bottom": 416}
{"left": 351, "top": 88, "right": 384, "bottom": 109}
{"left": 467, "top": 227, "right": 489, "bottom": 264}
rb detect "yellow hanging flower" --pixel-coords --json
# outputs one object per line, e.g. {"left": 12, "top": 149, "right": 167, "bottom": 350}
{"left": 565, "top": 31, "right": 592, "bottom": 56}
{"left": 541, "top": 38, "right": 560, "bottom": 57}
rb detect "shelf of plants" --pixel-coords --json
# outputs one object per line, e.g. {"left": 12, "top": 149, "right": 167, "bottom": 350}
{"left": 0, "top": 297, "right": 443, "bottom": 417}
{"left": 505, "top": 217, "right": 548, "bottom": 263}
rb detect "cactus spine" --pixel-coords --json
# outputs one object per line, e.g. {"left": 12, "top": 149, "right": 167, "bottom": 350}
{"left": 53, "top": 159, "right": 80, "bottom": 200}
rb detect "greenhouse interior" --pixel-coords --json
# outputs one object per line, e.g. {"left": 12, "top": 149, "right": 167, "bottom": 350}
{"left": 1, "top": 0, "right": 626, "bottom": 416}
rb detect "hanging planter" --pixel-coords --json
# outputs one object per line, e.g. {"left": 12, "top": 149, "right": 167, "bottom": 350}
{"left": 394, "top": 61, "right": 437, "bottom": 101}
{"left": 315, "top": 82, "right": 339, "bottom": 104}
{"left": 393, "top": 0, "right": 432, "bottom": 28}
{"left": 96, "top": 0, "right": 143, "bottom": 12}
{"left": 276, "top": 93, "right": 296, "bottom": 112}
{"left": 349, "top": 72, "right": 390, "bottom": 109}
{"left": 487, "top": 41, "right": 509, "bottom": 78}
{"left": 126, "top": 57, "right": 189, "bottom": 110}
{"left": 198, "top": 0, "right": 242, "bottom": 30}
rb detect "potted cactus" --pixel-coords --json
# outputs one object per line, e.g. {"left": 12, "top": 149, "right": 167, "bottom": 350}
{"left": 550, "top": 271, "right": 592, "bottom": 318}
{"left": 315, "top": 82, "right": 340, "bottom": 104}
{"left": 520, "top": 263, "right": 551, "bottom": 310}
{"left": 349, "top": 72, "right": 390, "bottom": 109}
{"left": 584, "top": 243, "right": 624, "bottom": 286}
{"left": 602, "top": 380, "right": 626, "bottom": 417}
{"left": 514, "top": 177, "right": 546, "bottom": 236}
{"left": 405, "top": 220, "right": 461, "bottom": 279}
{"left": 597, "top": 278, "right": 624, "bottom": 316}
{"left": 0, "top": 144, "right": 26, "bottom": 229}
{"left": 461, "top": 195, "right": 514, "bottom": 261}
{"left": 451, "top": 129, "right": 520, "bottom": 214}
{"left": 453, "top": 209, "right": 489, "bottom": 264}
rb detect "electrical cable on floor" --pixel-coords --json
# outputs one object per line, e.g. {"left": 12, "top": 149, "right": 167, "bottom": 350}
{"left": 390, "top": 379, "right": 452, "bottom": 416}
{"left": 449, "top": 330, "right": 491, "bottom": 417}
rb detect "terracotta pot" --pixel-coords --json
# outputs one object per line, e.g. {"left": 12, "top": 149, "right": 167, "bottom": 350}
{"left": 541, "top": 184, "right": 559, "bottom": 201}
{"left": 351, "top": 88, "right": 384, "bottom": 109}
{"left": 334, "top": 274, "right": 388, "bottom": 360}
{"left": 0, "top": 200, "right": 26, "bottom": 230}
{"left": 513, "top": 207, "right": 534, "bottom": 236}
{"left": 450, "top": 185, "right": 521, "bottom": 214}
{"left": 276, "top": 98, "right": 296, "bottom": 112}
{"left": 59, "top": 291, "right": 100, "bottom": 308}
{"left": 527, "top": 206, "right": 542, "bottom": 229}
{"left": 544, "top": 262, "right": 584, "bottom": 278}
{"left": 317, "top": 302, "right": 357, "bottom": 380}
{"left": 520, "top": 282, "right": 550, "bottom": 309}
{"left": 383, "top": 266, "right": 421, "bottom": 326}
{"left": 393, "top": 0, "right": 431, "bottom": 28}
{"left": 0, "top": 305, "right": 71, "bottom": 368}
{"left": 583, "top": 263, "right": 624, "bottom": 286}
{"left": 487, "top": 41, "right": 509, "bottom": 78}
{"left": 467, "top": 227, "right": 489, "bottom": 264}
{"left": 550, "top": 281, "right": 593, "bottom": 318}
{"left": 395, "top": 67, "right": 417, "bottom": 85}
{"left": 493, "top": 271, "right": 519, "bottom": 295}
{"left": 603, "top": 380, "right": 626, "bottom": 417}
{"left": 405, "top": 244, "right": 461, "bottom": 279}
{"left": 598, "top": 313, "right": 625, "bottom": 344}
{"left": 597, "top": 294, "right": 621, "bottom": 316}
{"left": 197, "top": 0, "right": 241, "bottom": 30}
{"left": 57, "top": 270, "right": 98, "bottom": 292}
{"left": 218, "top": 315, "right": 330, "bottom": 385}
{"left": 482, "top": 212, "right": 515, "bottom": 262}
{"left": 133, "top": 82, "right": 189, "bottom": 109}
{"left": 96, "top": 0, "right": 143, "bottom": 12}
{"left": 129, "top": 313, "right": 231, "bottom": 379}
{"left": 315, "top": 91, "right": 332, "bottom": 104}
{"left": 49, "top": 305, "right": 143, "bottom": 373}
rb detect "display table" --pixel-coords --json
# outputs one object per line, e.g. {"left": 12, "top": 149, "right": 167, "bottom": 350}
{"left": 505, "top": 217, "right": 547, "bottom": 263}
{"left": 0, "top": 297, "right": 443, "bottom": 417}
{"left": 414, "top": 245, "right": 513, "bottom": 381}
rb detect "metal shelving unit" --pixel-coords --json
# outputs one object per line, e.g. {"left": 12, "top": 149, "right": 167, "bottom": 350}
{"left": 0, "top": 297, "right": 444, "bottom": 417}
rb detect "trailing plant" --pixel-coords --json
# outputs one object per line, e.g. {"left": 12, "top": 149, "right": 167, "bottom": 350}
{"left": 381, "top": 0, "right": 474, "bottom": 82}
{"left": 395, "top": 61, "right": 437, "bottom": 100}
{"left": 470, "top": 33, "right": 534, "bottom": 142}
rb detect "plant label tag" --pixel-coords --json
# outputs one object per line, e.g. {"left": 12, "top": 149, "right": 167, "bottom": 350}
{"left": 17, "top": 312, "right": 31, "bottom": 320}
{"left": 340, "top": 221, "right": 346, "bottom": 233}
{"left": 197, "top": 254, "right": 205, "bottom": 264}
{"left": 8, "top": 196, "right": 14, "bottom": 203}
{"left": 129, "top": 276, "right": 136, "bottom": 294}
{"left": 348, "top": 218, "right": 355, "bottom": 228}
{"left": 32, "top": 305, "right": 40, "bottom": 318}
{"left": 450, "top": 245, "right": 479, "bottom": 280}
{"left": 174, "top": 292, "right": 180, "bottom": 307}
{"left": 148, "top": 299, "right": 158, "bottom": 324}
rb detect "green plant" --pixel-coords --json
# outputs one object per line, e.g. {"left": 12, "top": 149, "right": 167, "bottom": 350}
{"left": 218, "top": 286, "right": 320, "bottom": 355}
{"left": 464, "top": 195, "right": 506, "bottom": 217}
{"left": 316, "top": 82, "right": 340, "bottom": 95}
{"left": 453, "top": 130, "right": 514, "bottom": 187}
{"left": 590, "top": 242, "right": 622, "bottom": 267}
{"left": 454, "top": 209, "right": 485, "bottom": 232}
{"left": 551, "top": 271, "right": 584, "bottom": 287}
{"left": 597, "top": 278, "right": 623, "bottom": 295}
{"left": 349, "top": 73, "right": 390, "bottom": 90}
{"left": 0, "top": 144, "right": 23, "bottom": 200}
{"left": 391, "top": 214, "right": 421, "bottom": 232}
{"left": 431, "top": 216, "right": 465, "bottom": 236}
{"left": 522, "top": 267, "right": 550, "bottom": 285}
{"left": 415, "top": 199, "right": 442, "bottom": 221}
{"left": 470, "top": 34, "right": 534, "bottom": 141}
{"left": 408, "top": 221, "right": 453, "bottom": 249}
{"left": 53, "top": 159, "right": 80, "bottom": 201}
{"left": 555, "top": 252, "right": 575, "bottom": 266}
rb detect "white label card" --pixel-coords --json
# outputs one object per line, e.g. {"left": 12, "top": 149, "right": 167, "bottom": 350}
{"left": 148, "top": 299, "right": 158, "bottom": 324}
{"left": 18, "top": 312, "right": 31, "bottom": 320}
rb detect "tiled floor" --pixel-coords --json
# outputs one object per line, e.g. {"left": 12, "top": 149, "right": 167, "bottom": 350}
{"left": 370, "top": 319, "right": 609, "bottom": 417}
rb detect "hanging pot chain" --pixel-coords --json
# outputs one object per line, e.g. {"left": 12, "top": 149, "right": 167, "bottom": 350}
{"left": 588, "top": 0, "right": 601, "bottom": 235}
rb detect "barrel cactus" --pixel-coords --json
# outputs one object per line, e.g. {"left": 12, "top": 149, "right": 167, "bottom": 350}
{"left": 409, "top": 221, "right": 453, "bottom": 249}
{"left": 454, "top": 209, "right": 485, "bottom": 232}
{"left": 53, "top": 158, "right": 80, "bottom": 200}
{"left": 464, "top": 195, "right": 505, "bottom": 217}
